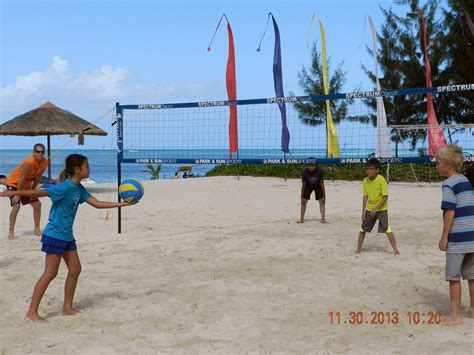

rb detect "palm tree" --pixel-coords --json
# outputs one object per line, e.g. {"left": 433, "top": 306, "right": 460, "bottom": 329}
{"left": 145, "top": 163, "right": 161, "bottom": 180}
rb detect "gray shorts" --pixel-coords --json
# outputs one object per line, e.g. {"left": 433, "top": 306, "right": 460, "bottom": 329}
{"left": 360, "top": 210, "right": 392, "bottom": 234}
{"left": 445, "top": 253, "right": 474, "bottom": 281}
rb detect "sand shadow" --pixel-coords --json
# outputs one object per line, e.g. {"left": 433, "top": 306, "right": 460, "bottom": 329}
{"left": 419, "top": 287, "right": 456, "bottom": 314}
{"left": 73, "top": 288, "right": 165, "bottom": 311}
{"left": 0, "top": 256, "right": 19, "bottom": 268}
{"left": 359, "top": 244, "right": 392, "bottom": 254}
{"left": 75, "top": 291, "right": 123, "bottom": 310}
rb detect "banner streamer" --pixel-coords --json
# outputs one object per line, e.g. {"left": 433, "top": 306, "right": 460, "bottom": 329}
{"left": 208, "top": 14, "right": 238, "bottom": 158}
{"left": 257, "top": 13, "right": 290, "bottom": 153}
{"left": 318, "top": 17, "right": 340, "bottom": 157}
{"left": 368, "top": 16, "right": 391, "bottom": 158}
{"left": 419, "top": 10, "right": 447, "bottom": 156}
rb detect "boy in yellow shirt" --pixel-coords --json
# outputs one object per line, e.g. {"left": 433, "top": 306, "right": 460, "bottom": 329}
{"left": 355, "top": 158, "right": 400, "bottom": 255}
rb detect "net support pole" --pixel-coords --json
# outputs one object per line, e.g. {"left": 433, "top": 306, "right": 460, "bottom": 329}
{"left": 237, "top": 151, "right": 240, "bottom": 181}
{"left": 116, "top": 102, "right": 123, "bottom": 234}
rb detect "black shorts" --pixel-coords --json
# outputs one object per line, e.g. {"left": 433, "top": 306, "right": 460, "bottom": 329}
{"left": 303, "top": 185, "right": 324, "bottom": 200}
{"left": 7, "top": 186, "right": 39, "bottom": 206}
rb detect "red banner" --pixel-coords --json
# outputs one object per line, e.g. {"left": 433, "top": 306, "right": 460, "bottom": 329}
{"left": 419, "top": 10, "right": 447, "bottom": 156}
{"left": 208, "top": 15, "right": 238, "bottom": 158}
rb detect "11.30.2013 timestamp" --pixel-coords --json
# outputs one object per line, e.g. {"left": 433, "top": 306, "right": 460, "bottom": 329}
{"left": 328, "top": 311, "right": 442, "bottom": 325}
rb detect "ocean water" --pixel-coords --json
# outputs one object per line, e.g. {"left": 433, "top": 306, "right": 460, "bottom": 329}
{"left": 0, "top": 150, "right": 215, "bottom": 183}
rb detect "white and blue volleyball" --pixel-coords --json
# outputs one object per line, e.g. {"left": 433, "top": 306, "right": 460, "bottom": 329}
{"left": 119, "top": 178, "right": 144, "bottom": 203}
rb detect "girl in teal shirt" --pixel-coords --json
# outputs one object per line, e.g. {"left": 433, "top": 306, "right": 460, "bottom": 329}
{"left": 1, "top": 154, "right": 136, "bottom": 322}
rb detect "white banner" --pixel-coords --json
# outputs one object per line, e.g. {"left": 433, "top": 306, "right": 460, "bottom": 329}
{"left": 368, "top": 16, "right": 391, "bottom": 158}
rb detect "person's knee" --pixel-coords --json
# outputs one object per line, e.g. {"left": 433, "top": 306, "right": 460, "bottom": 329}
{"left": 68, "top": 263, "right": 82, "bottom": 277}
{"left": 301, "top": 199, "right": 308, "bottom": 205}
{"left": 11, "top": 204, "right": 21, "bottom": 212}
{"left": 32, "top": 201, "right": 42, "bottom": 209}
{"left": 43, "top": 269, "right": 59, "bottom": 280}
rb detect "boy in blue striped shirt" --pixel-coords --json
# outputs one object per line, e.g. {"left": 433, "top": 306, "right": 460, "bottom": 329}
{"left": 436, "top": 145, "right": 474, "bottom": 325}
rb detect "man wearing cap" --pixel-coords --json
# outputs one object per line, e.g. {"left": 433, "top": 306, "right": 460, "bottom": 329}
{"left": 5, "top": 143, "right": 48, "bottom": 240}
{"left": 297, "top": 157, "right": 328, "bottom": 224}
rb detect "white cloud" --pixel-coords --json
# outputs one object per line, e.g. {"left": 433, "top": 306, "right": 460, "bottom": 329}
{"left": 0, "top": 56, "right": 220, "bottom": 113}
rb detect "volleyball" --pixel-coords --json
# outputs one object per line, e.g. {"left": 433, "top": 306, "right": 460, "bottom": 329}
{"left": 119, "top": 178, "right": 144, "bottom": 203}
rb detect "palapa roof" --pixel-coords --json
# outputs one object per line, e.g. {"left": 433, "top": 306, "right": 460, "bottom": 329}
{"left": 0, "top": 102, "right": 107, "bottom": 136}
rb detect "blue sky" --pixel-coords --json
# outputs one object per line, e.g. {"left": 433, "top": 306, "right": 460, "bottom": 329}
{"left": 1, "top": 0, "right": 405, "bottom": 149}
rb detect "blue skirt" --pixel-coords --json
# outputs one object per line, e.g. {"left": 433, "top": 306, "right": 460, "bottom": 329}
{"left": 41, "top": 235, "right": 77, "bottom": 255}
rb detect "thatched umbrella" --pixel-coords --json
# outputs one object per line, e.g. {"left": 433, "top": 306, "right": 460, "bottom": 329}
{"left": 0, "top": 102, "right": 107, "bottom": 178}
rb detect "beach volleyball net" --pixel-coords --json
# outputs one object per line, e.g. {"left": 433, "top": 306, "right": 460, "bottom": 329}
{"left": 116, "top": 85, "right": 473, "bottom": 166}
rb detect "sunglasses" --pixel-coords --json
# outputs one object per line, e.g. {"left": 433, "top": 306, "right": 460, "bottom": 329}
{"left": 35, "top": 150, "right": 45, "bottom": 154}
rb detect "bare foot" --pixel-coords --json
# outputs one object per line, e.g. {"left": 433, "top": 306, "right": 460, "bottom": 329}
{"left": 355, "top": 249, "right": 361, "bottom": 254}
{"left": 297, "top": 220, "right": 304, "bottom": 224}
{"left": 443, "top": 314, "right": 462, "bottom": 325}
{"left": 321, "top": 219, "right": 329, "bottom": 224}
{"left": 25, "top": 312, "right": 47, "bottom": 323}
{"left": 394, "top": 250, "right": 400, "bottom": 255}
{"left": 468, "top": 308, "right": 474, "bottom": 319}
{"left": 34, "top": 229, "right": 42, "bottom": 237}
{"left": 8, "top": 229, "right": 15, "bottom": 240}
{"left": 62, "top": 308, "right": 81, "bottom": 316}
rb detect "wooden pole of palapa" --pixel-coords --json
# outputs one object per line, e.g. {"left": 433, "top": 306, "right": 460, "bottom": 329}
{"left": 47, "top": 135, "right": 51, "bottom": 179}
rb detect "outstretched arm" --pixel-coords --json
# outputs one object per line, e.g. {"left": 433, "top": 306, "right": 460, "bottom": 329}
{"left": 1, "top": 189, "right": 48, "bottom": 198}
{"left": 85, "top": 196, "right": 135, "bottom": 209}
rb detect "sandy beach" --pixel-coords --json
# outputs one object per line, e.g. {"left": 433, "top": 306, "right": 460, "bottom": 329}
{"left": 1, "top": 176, "right": 473, "bottom": 354}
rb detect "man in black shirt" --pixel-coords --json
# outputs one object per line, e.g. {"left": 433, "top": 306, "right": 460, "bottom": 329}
{"left": 298, "top": 158, "right": 327, "bottom": 224}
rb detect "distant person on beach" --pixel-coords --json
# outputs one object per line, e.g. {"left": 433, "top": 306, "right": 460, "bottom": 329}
{"left": 435, "top": 145, "right": 474, "bottom": 325}
{"left": 355, "top": 158, "right": 400, "bottom": 255}
{"left": 297, "top": 158, "right": 328, "bottom": 224}
{"left": 0, "top": 174, "right": 6, "bottom": 185}
{"left": 0, "top": 154, "right": 137, "bottom": 322}
{"left": 5, "top": 144, "right": 48, "bottom": 240}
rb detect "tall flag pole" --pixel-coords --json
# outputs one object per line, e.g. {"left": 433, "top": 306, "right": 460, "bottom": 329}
{"left": 257, "top": 13, "right": 290, "bottom": 154}
{"left": 460, "top": 7, "right": 474, "bottom": 45}
{"left": 419, "top": 10, "right": 447, "bottom": 156}
{"left": 208, "top": 14, "right": 238, "bottom": 159}
{"left": 368, "top": 16, "right": 391, "bottom": 158}
{"left": 317, "top": 17, "right": 340, "bottom": 157}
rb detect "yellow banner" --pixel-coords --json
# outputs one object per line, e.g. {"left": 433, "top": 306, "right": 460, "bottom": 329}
{"left": 318, "top": 19, "right": 340, "bottom": 157}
